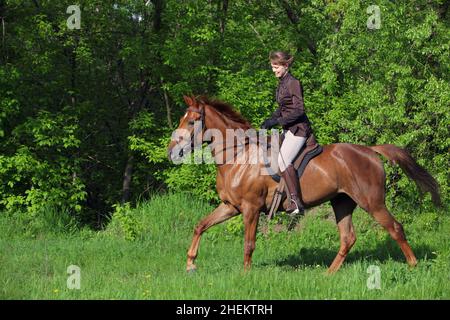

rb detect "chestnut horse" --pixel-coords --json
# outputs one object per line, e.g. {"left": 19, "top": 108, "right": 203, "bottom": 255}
{"left": 167, "top": 95, "right": 441, "bottom": 273}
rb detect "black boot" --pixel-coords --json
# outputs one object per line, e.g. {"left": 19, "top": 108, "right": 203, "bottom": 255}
{"left": 281, "top": 164, "right": 305, "bottom": 215}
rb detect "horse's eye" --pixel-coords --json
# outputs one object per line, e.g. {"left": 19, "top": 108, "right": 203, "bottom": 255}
{"left": 188, "top": 120, "right": 195, "bottom": 126}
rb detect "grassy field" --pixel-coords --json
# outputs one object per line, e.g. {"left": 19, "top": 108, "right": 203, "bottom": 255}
{"left": 0, "top": 192, "right": 449, "bottom": 299}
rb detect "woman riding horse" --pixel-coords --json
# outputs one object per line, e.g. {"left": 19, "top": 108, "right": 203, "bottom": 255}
{"left": 261, "top": 50, "right": 313, "bottom": 215}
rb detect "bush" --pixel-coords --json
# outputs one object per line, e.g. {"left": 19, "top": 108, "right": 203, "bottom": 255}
{"left": 104, "top": 203, "right": 144, "bottom": 241}
{"left": 0, "top": 205, "right": 79, "bottom": 238}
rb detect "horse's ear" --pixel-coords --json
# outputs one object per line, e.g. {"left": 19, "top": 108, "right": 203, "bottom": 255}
{"left": 191, "top": 95, "right": 199, "bottom": 107}
{"left": 183, "top": 95, "right": 193, "bottom": 106}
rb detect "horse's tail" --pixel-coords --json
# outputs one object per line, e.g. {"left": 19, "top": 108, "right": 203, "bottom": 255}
{"left": 370, "top": 144, "right": 442, "bottom": 207}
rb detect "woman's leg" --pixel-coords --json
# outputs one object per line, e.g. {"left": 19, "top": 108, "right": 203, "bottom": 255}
{"left": 278, "top": 131, "right": 306, "bottom": 171}
{"left": 277, "top": 131, "right": 306, "bottom": 214}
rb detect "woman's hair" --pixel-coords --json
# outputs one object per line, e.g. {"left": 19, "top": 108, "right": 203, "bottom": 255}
{"left": 269, "top": 51, "right": 294, "bottom": 67}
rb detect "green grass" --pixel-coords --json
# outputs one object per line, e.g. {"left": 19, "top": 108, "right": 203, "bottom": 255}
{"left": 0, "top": 192, "right": 449, "bottom": 299}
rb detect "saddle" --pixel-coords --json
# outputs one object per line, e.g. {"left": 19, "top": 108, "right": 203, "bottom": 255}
{"left": 267, "top": 133, "right": 323, "bottom": 220}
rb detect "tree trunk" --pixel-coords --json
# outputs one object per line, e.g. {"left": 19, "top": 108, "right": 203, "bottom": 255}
{"left": 279, "top": 0, "right": 317, "bottom": 56}
{"left": 161, "top": 78, "right": 173, "bottom": 128}
{"left": 71, "top": 45, "right": 77, "bottom": 106}
{"left": 0, "top": 1, "right": 5, "bottom": 61}
{"left": 152, "top": 0, "right": 163, "bottom": 32}
{"left": 121, "top": 155, "right": 134, "bottom": 204}
{"left": 219, "top": 0, "right": 229, "bottom": 36}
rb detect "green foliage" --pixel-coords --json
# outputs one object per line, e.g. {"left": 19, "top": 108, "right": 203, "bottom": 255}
{"left": 105, "top": 203, "right": 144, "bottom": 241}
{"left": 216, "top": 69, "right": 276, "bottom": 125}
{"left": 164, "top": 160, "right": 219, "bottom": 204}
{"left": 0, "top": 204, "right": 79, "bottom": 238}
{"left": 0, "top": 106, "right": 86, "bottom": 215}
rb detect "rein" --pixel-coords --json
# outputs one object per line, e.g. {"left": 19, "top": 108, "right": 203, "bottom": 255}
{"left": 186, "top": 106, "right": 256, "bottom": 165}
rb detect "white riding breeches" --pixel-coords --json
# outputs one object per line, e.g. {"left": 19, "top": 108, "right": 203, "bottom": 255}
{"left": 278, "top": 130, "right": 306, "bottom": 172}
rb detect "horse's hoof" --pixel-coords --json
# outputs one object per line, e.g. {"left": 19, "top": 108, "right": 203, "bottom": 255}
{"left": 186, "top": 266, "right": 197, "bottom": 274}
{"left": 408, "top": 259, "right": 418, "bottom": 268}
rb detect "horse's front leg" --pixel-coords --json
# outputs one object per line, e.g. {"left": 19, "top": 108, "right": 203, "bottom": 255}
{"left": 186, "top": 202, "right": 239, "bottom": 272}
{"left": 242, "top": 203, "right": 261, "bottom": 271}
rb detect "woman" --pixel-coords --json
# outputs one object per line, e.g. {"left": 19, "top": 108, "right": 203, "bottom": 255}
{"left": 261, "top": 51, "right": 313, "bottom": 215}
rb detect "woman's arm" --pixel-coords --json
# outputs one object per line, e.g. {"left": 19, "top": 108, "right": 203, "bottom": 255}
{"left": 269, "top": 105, "right": 282, "bottom": 120}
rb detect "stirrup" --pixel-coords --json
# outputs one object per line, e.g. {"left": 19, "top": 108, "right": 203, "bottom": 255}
{"left": 286, "top": 198, "right": 304, "bottom": 216}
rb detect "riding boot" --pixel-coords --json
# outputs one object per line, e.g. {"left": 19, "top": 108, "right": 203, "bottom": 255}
{"left": 281, "top": 164, "right": 305, "bottom": 215}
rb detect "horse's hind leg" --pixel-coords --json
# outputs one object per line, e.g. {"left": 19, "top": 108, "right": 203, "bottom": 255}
{"left": 369, "top": 206, "right": 417, "bottom": 267}
{"left": 327, "top": 194, "right": 357, "bottom": 274}
{"left": 186, "top": 203, "right": 239, "bottom": 272}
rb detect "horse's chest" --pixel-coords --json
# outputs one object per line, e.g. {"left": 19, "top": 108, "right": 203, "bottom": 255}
{"left": 216, "top": 169, "right": 245, "bottom": 203}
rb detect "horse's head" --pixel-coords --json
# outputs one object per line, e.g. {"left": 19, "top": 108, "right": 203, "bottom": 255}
{"left": 167, "top": 95, "right": 206, "bottom": 163}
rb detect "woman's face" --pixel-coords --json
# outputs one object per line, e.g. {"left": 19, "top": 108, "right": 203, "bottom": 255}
{"left": 271, "top": 62, "right": 288, "bottom": 78}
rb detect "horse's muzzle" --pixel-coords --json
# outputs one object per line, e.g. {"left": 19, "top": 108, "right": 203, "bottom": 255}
{"left": 168, "top": 141, "right": 191, "bottom": 163}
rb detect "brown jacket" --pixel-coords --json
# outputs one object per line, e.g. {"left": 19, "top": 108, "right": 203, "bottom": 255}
{"left": 270, "top": 72, "right": 312, "bottom": 137}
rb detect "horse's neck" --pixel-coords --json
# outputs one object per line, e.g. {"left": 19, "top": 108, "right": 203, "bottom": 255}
{"left": 205, "top": 106, "right": 244, "bottom": 133}
{"left": 205, "top": 106, "right": 252, "bottom": 166}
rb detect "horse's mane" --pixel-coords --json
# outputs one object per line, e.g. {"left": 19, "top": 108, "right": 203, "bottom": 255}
{"left": 197, "top": 96, "right": 252, "bottom": 129}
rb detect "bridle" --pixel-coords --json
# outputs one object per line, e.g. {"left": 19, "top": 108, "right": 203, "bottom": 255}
{"left": 186, "top": 106, "right": 205, "bottom": 150}
{"left": 183, "top": 105, "right": 259, "bottom": 166}
{"left": 186, "top": 106, "right": 205, "bottom": 125}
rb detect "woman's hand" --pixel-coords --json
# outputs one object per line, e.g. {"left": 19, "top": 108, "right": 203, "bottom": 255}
{"left": 261, "top": 118, "right": 278, "bottom": 129}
